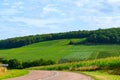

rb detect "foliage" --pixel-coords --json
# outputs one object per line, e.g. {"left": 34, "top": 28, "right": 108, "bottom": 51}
{"left": 0, "top": 28, "right": 120, "bottom": 49}
{"left": 2, "top": 59, "right": 23, "bottom": 69}
{"left": 0, "top": 30, "right": 90, "bottom": 49}
{"left": 1, "top": 59, "right": 55, "bottom": 69}
{"left": 69, "top": 28, "right": 120, "bottom": 45}
{"left": 86, "top": 28, "right": 120, "bottom": 44}
{"left": 22, "top": 59, "right": 55, "bottom": 68}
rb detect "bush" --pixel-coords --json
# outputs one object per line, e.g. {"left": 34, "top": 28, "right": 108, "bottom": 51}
{"left": 8, "top": 59, "right": 23, "bottom": 69}
{"left": 1, "top": 59, "right": 55, "bottom": 69}
{"left": 22, "top": 59, "right": 55, "bottom": 68}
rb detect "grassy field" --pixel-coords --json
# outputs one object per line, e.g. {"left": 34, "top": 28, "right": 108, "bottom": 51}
{"left": 0, "top": 39, "right": 120, "bottom": 62}
{"left": 0, "top": 70, "right": 28, "bottom": 80}
{"left": 80, "top": 71, "right": 120, "bottom": 80}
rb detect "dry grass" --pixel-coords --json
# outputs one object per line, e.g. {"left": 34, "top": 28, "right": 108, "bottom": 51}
{"left": 0, "top": 67, "right": 7, "bottom": 73}
{"left": 0, "top": 67, "right": 7, "bottom": 78}
{"left": 70, "top": 66, "right": 99, "bottom": 71}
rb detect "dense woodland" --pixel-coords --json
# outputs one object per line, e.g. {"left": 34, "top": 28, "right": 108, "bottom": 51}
{"left": 0, "top": 28, "right": 120, "bottom": 49}
{"left": 0, "top": 29, "right": 91, "bottom": 48}
{"left": 87, "top": 28, "right": 120, "bottom": 44}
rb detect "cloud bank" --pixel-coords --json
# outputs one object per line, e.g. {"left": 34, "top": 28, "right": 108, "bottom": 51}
{"left": 0, "top": 0, "right": 120, "bottom": 39}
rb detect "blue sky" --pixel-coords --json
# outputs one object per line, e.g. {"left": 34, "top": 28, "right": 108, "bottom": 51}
{"left": 0, "top": 0, "right": 120, "bottom": 39}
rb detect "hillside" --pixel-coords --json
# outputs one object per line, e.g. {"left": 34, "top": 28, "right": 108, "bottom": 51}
{"left": 0, "top": 39, "right": 120, "bottom": 62}
{"left": 0, "top": 28, "right": 120, "bottom": 49}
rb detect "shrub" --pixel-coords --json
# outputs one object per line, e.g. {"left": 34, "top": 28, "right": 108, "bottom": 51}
{"left": 8, "top": 59, "right": 23, "bottom": 69}
{"left": 1, "top": 58, "right": 55, "bottom": 69}
{"left": 23, "top": 59, "right": 55, "bottom": 68}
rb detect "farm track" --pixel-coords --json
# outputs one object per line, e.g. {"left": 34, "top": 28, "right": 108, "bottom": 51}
{"left": 6, "top": 70, "right": 93, "bottom": 80}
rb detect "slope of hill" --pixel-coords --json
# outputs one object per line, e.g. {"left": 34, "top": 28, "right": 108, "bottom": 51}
{"left": 0, "top": 39, "right": 120, "bottom": 62}
{"left": 0, "top": 28, "right": 120, "bottom": 49}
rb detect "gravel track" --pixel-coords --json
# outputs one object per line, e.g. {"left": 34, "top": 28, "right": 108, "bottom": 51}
{"left": 7, "top": 70, "right": 93, "bottom": 80}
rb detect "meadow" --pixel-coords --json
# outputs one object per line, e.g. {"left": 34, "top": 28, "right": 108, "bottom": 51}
{"left": 0, "top": 39, "right": 120, "bottom": 62}
{"left": 0, "top": 69, "right": 28, "bottom": 80}
{"left": 79, "top": 71, "right": 120, "bottom": 80}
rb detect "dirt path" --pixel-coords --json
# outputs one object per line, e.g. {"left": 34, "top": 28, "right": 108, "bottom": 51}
{"left": 6, "top": 70, "right": 93, "bottom": 80}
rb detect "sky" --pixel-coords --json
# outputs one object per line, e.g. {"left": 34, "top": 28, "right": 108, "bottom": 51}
{"left": 0, "top": 0, "right": 120, "bottom": 39}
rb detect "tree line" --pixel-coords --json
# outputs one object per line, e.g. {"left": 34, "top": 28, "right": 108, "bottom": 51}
{"left": 0, "top": 30, "right": 91, "bottom": 48}
{"left": 86, "top": 28, "right": 120, "bottom": 44}
{"left": 0, "top": 28, "right": 120, "bottom": 49}
{"left": 69, "top": 28, "right": 120, "bottom": 45}
{"left": 0, "top": 58, "right": 55, "bottom": 69}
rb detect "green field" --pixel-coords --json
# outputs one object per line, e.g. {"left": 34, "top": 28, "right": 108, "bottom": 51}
{"left": 0, "top": 70, "right": 28, "bottom": 80}
{"left": 80, "top": 71, "right": 120, "bottom": 80}
{"left": 0, "top": 39, "right": 120, "bottom": 62}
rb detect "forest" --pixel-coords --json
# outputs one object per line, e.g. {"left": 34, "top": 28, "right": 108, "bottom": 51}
{"left": 0, "top": 28, "right": 120, "bottom": 49}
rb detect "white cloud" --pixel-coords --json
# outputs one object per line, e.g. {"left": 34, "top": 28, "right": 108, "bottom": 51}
{"left": 6, "top": 17, "right": 73, "bottom": 28}
{"left": 0, "top": 9, "right": 20, "bottom": 15}
{"left": 0, "top": 1, "right": 24, "bottom": 16}
{"left": 2, "top": 2, "right": 9, "bottom": 6}
{"left": 107, "top": 0, "right": 120, "bottom": 3}
{"left": 15, "top": 1, "right": 24, "bottom": 6}
{"left": 42, "top": 4, "right": 62, "bottom": 16}
{"left": 43, "top": 5, "right": 59, "bottom": 13}
{"left": 0, "top": 0, "right": 120, "bottom": 39}
{"left": 79, "top": 16, "right": 120, "bottom": 29}
{"left": 74, "top": 0, "right": 89, "bottom": 7}
{"left": 74, "top": 1, "right": 83, "bottom": 7}
{"left": 11, "top": 1, "right": 24, "bottom": 9}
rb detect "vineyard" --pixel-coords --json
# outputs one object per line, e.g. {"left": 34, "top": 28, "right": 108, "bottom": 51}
{"left": 0, "top": 39, "right": 120, "bottom": 62}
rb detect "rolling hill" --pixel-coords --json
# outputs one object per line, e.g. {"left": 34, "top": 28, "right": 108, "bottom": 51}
{"left": 0, "top": 38, "right": 120, "bottom": 62}
{"left": 0, "top": 28, "right": 120, "bottom": 49}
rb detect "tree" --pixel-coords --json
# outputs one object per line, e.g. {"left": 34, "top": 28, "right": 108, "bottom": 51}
{"left": 8, "top": 59, "right": 23, "bottom": 69}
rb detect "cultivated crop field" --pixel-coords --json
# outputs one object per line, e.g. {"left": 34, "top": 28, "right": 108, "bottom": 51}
{"left": 28, "top": 57, "right": 120, "bottom": 70}
{"left": 0, "top": 39, "right": 120, "bottom": 62}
